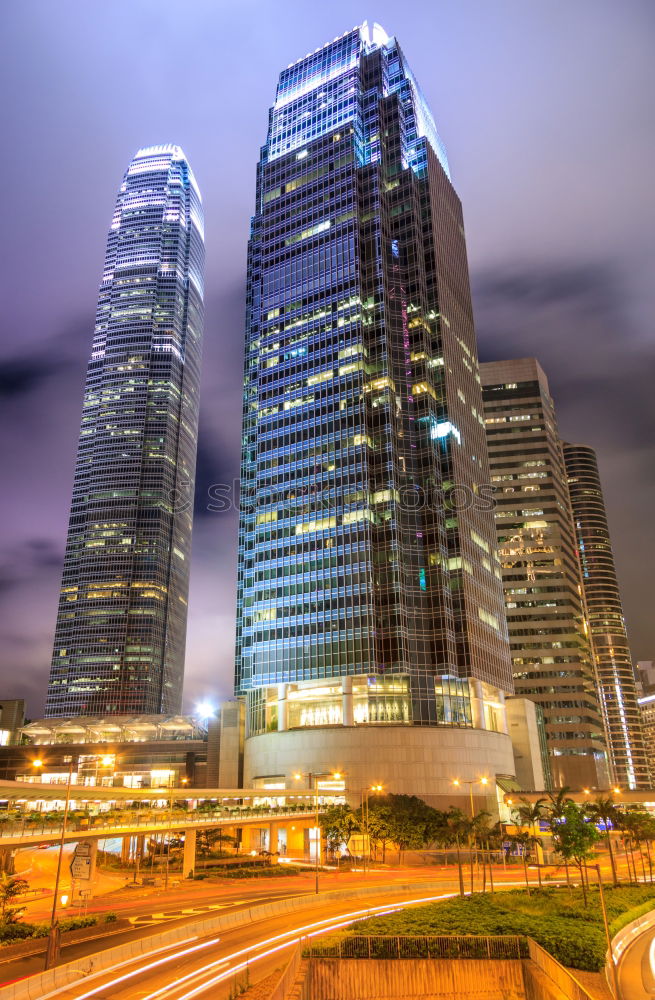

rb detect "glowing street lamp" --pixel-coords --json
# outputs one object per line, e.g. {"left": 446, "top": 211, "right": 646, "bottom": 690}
{"left": 452, "top": 776, "right": 490, "bottom": 818}
{"left": 32, "top": 755, "right": 75, "bottom": 969}
{"left": 293, "top": 770, "right": 342, "bottom": 893}
{"left": 362, "top": 783, "right": 384, "bottom": 875}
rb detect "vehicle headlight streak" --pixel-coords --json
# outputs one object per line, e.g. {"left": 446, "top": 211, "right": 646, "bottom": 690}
{"left": 50, "top": 937, "right": 220, "bottom": 1000}
{"left": 143, "top": 894, "right": 454, "bottom": 1000}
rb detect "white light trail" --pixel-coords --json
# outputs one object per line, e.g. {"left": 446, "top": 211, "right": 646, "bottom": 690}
{"left": 43, "top": 937, "right": 219, "bottom": 1000}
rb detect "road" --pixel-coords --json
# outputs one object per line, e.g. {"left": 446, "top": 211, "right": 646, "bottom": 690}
{"left": 4, "top": 848, "right": 640, "bottom": 997}
{"left": 15, "top": 846, "right": 126, "bottom": 916}
{"left": 617, "top": 920, "right": 655, "bottom": 999}
{"left": 0, "top": 858, "right": 539, "bottom": 988}
{"left": 17, "top": 884, "right": 468, "bottom": 1000}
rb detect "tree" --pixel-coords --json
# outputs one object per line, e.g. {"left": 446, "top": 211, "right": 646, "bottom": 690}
{"left": 0, "top": 874, "right": 29, "bottom": 924}
{"left": 197, "top": 828, "right": 237, "bottom": 858}
{"left": 506, "top": 830, "right": 536, "bottom": 894}
{"left": 549, "top": 802, "right": 600, "bottom": 905}
{"left": 377, "top": 795, "right": 439, "bottom": 864}
{"left": 365, "top": 804, "right": 395, "bottom": 863}
{"left": 543, "top": 787, "right": 574, "bottom": 886}
{"left": 622, "top": 808, "right": 651, "bottom": 882}
{"left": 319, "top": 804, "right": 360, "bottom": 859}
{"left": 444, "top": 807, "right": 468, "bottom": 897}
{"left": 583, "top": 796, "right": 619, "bottom": 885}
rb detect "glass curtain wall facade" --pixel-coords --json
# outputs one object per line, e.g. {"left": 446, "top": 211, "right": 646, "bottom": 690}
{"left": 45, "top": 146, "right": 204, "bottom": 718}
{"left": 563, "top": 443, "right": 648, "bottom": 788}
{"left": 481, "top": 359, "right": 609, "bottom": 789}
{"left": 236, "top": 25, "right": 513, "bottom": 739}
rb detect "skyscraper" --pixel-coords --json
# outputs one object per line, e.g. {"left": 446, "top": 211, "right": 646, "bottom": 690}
{"left": 481, "top": 359, "right": 609, "bottom": 789}
{"left": 236, "top": 25, "right": 518, "bottom": 806}
{"left": 45, "top": 146, "right": 204, "bottom": 718}
{"left": 563, "top": 443, "right": 649, "bottom": 788}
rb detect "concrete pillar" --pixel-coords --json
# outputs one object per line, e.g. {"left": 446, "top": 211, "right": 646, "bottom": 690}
{"left": 342, "top": 675, "right": 354, "bottom": 726}
{"left": 277, "top": 684, "right": 288, "bottom": 732}
{"left": 268, "top": 823, "right": 278, "bottom": 855}
{"left": 83, "top": 839, "right": 98, "bottom": 885}
{"left": 286, "top": 824, "right": 305, "bottom": 860}
{"left": 120, "top": 836, "right": 130, "bottom": 865}
{"left": 183, "top": 828, "right": 196, "bottom": 879}
{"left": 470, "top": 679, "right": 485, "bottom": 730}
{"left": 496, "top": 690, "right": 509, "bottom": 734}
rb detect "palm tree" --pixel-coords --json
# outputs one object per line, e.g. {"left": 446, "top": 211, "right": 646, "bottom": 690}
{"left": 516, "top": 797, "right": 547, "bottom": 870}
{"left": 623, "top": 809, "right": 650, "bottom": 882}
{"left": 507, "top": 831, "right": 535, "bottom": 894}
{"left": 583, "top": 796, "right": 619, "bottom": 885}
{"left": 445, "top": 807, "right": 468, "bottom": 897}
{"left": 613, "top": 808, "right": 638, "bottom": 882}
{"left": 543, "top": 787, "right": 573, "bottom": 887}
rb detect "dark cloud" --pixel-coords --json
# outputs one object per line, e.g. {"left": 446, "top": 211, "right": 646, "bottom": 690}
{"left": 473, "top": 258, "right": 655, "bottom": 657}
{"left": 1, "top": 0, "right": 654, "bottom": 713}
{"left": 0, "top": 359, "right": 66, "bottom": 399}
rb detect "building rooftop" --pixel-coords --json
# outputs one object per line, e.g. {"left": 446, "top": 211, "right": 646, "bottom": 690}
{"left": 21, "top": 715, "right": 207, "bottom": 745}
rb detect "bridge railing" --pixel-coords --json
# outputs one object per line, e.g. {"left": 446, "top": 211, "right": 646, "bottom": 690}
{"left": 304, "top": 934, "right": 530, "bottom": 960}
{"left": 0, "top": 805, "right": 316, "bottom": 840}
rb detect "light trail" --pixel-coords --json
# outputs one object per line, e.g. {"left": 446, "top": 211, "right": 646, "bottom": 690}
{"left": 143, "top": 893, "right": 456, "bottom": 1000}
{"left": 40, "top": 937, "right": 219, "bottom": 1000}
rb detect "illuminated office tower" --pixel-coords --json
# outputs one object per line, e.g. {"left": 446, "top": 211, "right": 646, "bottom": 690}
{"left": 481, "top": 359, "right": 609, "bottom": 789}
{"left": 45, "top": 146, "right": 204, "bottom": 718}
{"left": 563, "top": 443, "right": 648, "bottom": 788}
{"left": 236, "top": 25, "right": 518, "bottom": 806}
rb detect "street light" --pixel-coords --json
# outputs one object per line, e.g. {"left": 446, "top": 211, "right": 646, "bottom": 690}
{"left": 293, "top": 770, "right": 342, "bottom": 893}
{"left": 452, "top": 776, "right": 489, "bottom": 818}
{"left": 32, "top": 755, "right": 75, "bottom": 969}
{"left": 361, "top": 784, "right": 383, "bottom": 875}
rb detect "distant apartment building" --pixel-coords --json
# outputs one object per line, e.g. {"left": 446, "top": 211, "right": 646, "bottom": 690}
{"left": 563, "top": 443, "right": 648, "bottom": 788}
{"left": 481, "top": 359, "right": 609, "bottom": 789}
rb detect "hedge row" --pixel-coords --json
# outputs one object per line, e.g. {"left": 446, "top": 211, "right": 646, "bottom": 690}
{"left": 328, "top": 887, "right": 655, "bottom": 972}
{"left": 0, "top": 912, "right": 117, "bottom": 944}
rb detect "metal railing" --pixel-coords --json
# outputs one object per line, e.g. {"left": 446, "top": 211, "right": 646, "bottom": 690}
{"left": 527, "top": 939, "right": 596, "bottom": 1000}
{"left": 0, "top": 806, "right": 316, "bottom": 841}
{"left": 305, "top": 934, "right": 529, "bottom": 960}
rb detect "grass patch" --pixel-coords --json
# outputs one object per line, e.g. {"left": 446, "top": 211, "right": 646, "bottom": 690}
{"left": 194, "top": 864, "right": 304, "bottom": 880}
{"left": 315, "top": 886, "right": 655, "bottom": 971}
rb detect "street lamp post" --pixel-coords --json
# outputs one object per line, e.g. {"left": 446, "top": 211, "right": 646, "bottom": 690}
{"left": 452, "top": 776, "right": 489, "bottom": 818}
{"left": 593, "top": 863, "right": 622, "bottom": 1000}
{"left": 452, "top": 777, "right": 490, "bottom": 892}
{"left": 361, "top": 784, "right": 383, "bottom": 876}
{"left": 33, "top": 755, "right": 75, "bottom": 970}
{"left": 293, "top": 770, "right": 341, "bottom": 893}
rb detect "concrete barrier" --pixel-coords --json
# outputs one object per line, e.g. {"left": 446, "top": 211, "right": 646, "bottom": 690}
{"left": 0, "top": 881, "right": 452, "bottom": 1000}
{"left": 606, "top": 903, "right": 655, "bottom": 996}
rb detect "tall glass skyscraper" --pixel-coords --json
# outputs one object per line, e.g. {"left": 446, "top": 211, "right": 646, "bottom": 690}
{"left": 563, "top": 443, "right": 649, "bottom": 788}
{"left": 236, "top": 25, "right": 518, "bottom": 805}
{"left": 45, "top": 146, "right": 204, "bottom": 718}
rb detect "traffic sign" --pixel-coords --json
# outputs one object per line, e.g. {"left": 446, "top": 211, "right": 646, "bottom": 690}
{"left": 70, "top": 856, "right": 91, "bottom": 880}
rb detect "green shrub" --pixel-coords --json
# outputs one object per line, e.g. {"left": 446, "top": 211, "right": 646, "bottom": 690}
{"left": 30, "top": 916, "right": 98, "bottom": 938}
{"left": 103, "top": 912, "right": 118, "bottom": 923}
{"left": 329, "top": 887, "right": 655, "bottom": 972}
{"left": 0, "top": 922, "right": 37, "bottom": 943}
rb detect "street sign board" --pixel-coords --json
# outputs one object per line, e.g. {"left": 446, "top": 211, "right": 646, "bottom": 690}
{"left": 70, "top": 856, "right": 91, "bottom": 879}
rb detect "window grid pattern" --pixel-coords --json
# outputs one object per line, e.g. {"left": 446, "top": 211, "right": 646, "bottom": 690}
{"left": 236, "top": 27, "right": 512, "bottom": 730}
{"left": 45, "top": 146, "right": 204, "bottom": 718}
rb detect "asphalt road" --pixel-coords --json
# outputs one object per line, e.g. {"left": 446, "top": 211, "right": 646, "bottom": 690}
{"left": 617, "top": 921, "right": 655, "bottom": 999}
{"left": 23, "top": 884, "right": 468, "bottom": 1000}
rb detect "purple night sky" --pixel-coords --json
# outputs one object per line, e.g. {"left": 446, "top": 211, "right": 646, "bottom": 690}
{"left": 1, "top": 1, "right": 653, "bottom": 718}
